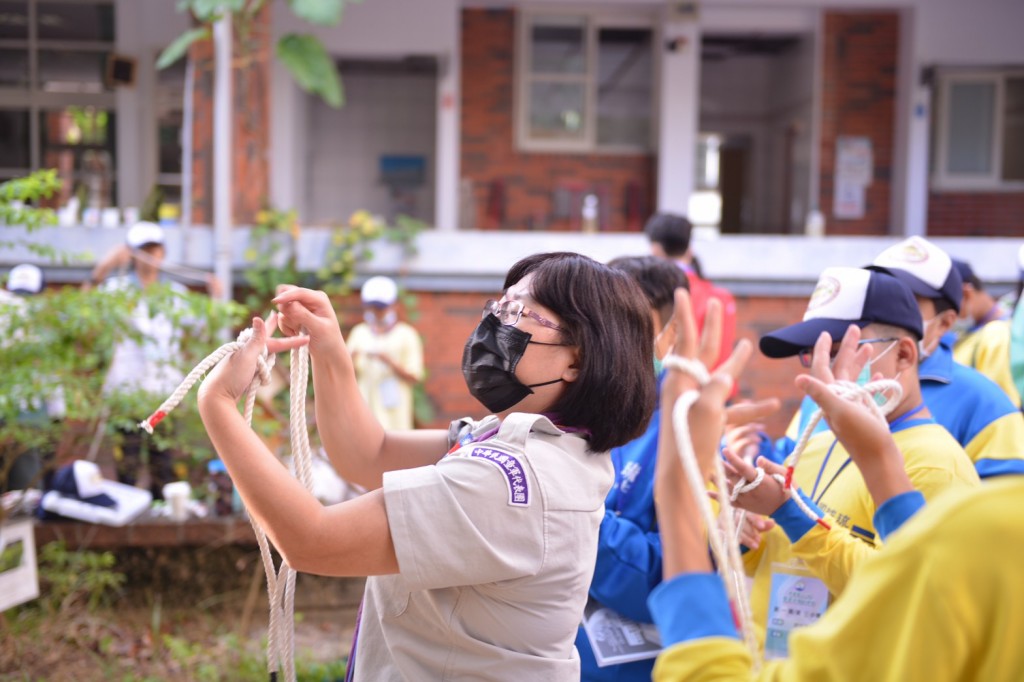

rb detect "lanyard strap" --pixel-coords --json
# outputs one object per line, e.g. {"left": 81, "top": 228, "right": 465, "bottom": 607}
{"left": 811, "top": 403, "right": 925, "bottom": 503}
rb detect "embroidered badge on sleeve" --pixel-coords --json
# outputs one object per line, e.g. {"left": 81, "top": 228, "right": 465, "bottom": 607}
{"left": 468, "top": 446, "right": 530, "bottom": 507}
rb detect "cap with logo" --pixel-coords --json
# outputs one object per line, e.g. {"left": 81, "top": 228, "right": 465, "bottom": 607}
{"left": 760, "top": 266, "right": 923, "bottom": 359}
{"left": 868, "top": 236, "right": 962, "bottom": 313}
{"left": 126, "top": 221, "right": 166, "bottom": 249}
{"left": 6, "top": 263, "right": 43, "bottom": 294}
{"left": 360, "top": 275, "right": 398, "bottom": 306}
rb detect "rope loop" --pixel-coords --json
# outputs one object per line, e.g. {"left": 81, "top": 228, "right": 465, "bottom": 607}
{"left": 661, "top": 354, "right": 711, "bottom": 386}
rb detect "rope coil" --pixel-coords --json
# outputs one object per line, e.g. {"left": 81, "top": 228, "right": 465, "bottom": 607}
{"left": 139, "top": 326, "right": 312, "bottom": 682}
{"left": 662, "top": 354, "right": 759, "bottom": 664}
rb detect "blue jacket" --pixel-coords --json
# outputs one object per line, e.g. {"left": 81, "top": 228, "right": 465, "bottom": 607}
{"left": 576, "top": 372, "right": 664, "bottom": 681}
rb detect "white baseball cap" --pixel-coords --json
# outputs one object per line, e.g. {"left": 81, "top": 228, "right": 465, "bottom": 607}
{"left": 7, "top": 263, "right": 43, "bottom": 294}
{"left": 361, "top": 276, "right": 398, "bottom": 306}
{"left": 868, "top": 236, "right": 962, "bottom": 312}
{"left": 126, "top": 221, "right": 165, "bottom": 249}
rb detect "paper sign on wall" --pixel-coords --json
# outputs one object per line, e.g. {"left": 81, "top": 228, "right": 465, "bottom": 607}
{"left": 833, "top": 136, "right": 873, "bottom": 220}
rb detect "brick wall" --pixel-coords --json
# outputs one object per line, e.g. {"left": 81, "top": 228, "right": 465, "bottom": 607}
{"left": 343, "top": 288, "right": 807, "bottom": 441}
{"left": 819, "top": 11, "right": 899, "bottom": 236}
{"left": 189, "top": 7, "right": 270, "bottom": 226}
{"left": 460, "top": 8, "right": 655, "bottom": 232}
{"left": 927, "top": 192, "right": 1024, "bottom": 236}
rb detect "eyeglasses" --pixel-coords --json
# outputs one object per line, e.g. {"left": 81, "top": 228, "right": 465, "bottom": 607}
{"left": 797, "top": 337, "right": 899, "bottom": 368}
{"left": 482, "top": 299, "right": 562, "bottom": 331}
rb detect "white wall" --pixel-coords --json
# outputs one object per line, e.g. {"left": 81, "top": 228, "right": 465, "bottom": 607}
{"left": 305, "top": 68, "right": 437, "bottom": 225}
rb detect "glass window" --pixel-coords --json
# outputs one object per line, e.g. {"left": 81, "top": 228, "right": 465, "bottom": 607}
{"left": 530, "top": 20, "right": 586, "bottom": 75}
{"left": 40, "top": 107, "right": 117, "bottom": 206}
{"left": 0, "top": 1, "right": 28, "bottom": 39}
{"left": 0, "top": 48, "right": 29, "bottom": 87}
{"left": 1002, "top": 77, "right": 1024, "bottom": 181}
{"left": 946, "top": 81, "right": 995, "bottom": 175}
{"left": 519, "top": 13, "right": 654, "bottom": 151}
{"left": 596, "top": 27, "right": 652, "bottom": 147}
{"left": 156, "top": 60, "right": 185, "bottom": 176}
{"left": 529, "top": 81, "right": 586, "bottom": 140}
{"left": 38, "top": 50, "right": 110, "bottom": 92}
{"left": 0, "top": 110, "right": 31, "bottom": 168}
{"left": 36, "top": 1, "right": 114, "bottom": 42}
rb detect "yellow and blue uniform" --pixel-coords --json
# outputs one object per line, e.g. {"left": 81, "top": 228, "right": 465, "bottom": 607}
{"left": 649, "top": 476, "right": 1024, "bottom": 681}
{"left": 955, "top": 320, "right": 1021, "bottom": 407}
{"left": 772, "top": 334, "right": 1024, "bottom": 479}
{"left": 744, "top": 411, "right": 979, "bottom": 652}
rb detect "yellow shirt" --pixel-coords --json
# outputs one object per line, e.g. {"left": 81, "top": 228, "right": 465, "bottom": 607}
{"left": 744, "top": 421, "right": 979, "bottom": 651}
{"left": 955, "top": 320, "right": 1021, "bottom": 407}
{"left": 652, "top": 477, "right": 1024, "bottom": 681}
{"left": 347, "top": 321, "right": 424, "bottom": 430}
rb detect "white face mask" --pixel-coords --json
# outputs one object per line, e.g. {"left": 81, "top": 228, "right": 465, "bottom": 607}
{"left": 856, "top": 340, "right": 902, "bottom": 407}
{"left": 364, "top": 310, "right": 397, "bottom": 329}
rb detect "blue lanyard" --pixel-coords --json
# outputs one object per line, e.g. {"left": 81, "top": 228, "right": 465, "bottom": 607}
{"left": 809, "top": 403, "right": 926, "bottom": 503}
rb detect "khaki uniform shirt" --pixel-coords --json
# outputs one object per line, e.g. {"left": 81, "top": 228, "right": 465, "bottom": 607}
{"left": 352, "top": 413, "right": 614, "bottom": 680}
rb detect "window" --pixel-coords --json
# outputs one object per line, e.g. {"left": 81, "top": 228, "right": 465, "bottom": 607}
{"left": 155, "top": 58, "right": 186, "bottom": 206}
{"left": 934, "top": 71, "right": 1024, "bottom": 189}
{"left": 0, "top": 0, "right": 117, "bottom": 207}
{"left": 517, "top": 12, "right": 655, "bottom": 152}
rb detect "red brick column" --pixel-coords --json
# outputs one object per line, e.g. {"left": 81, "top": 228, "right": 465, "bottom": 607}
{"left": 188, "top": 6, "right": 270, "bottom": 226}
{"left": 818, "top": 11, "right": 900, "bottom": 235}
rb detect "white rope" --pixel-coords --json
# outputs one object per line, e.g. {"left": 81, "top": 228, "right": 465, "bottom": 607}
{"left": 138, "top": 326, "right": 313, "bottom": 682}
{"left": 662, "top": 354, "right": 759, "bottom": 665}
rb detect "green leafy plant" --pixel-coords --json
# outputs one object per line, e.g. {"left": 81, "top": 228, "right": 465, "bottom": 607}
{"left": 158, "top": 0, "right": 359, "bottom": 108}
{"left": 1, "top": 173, "right": 249, "bottom": 508}
{"left": 33, "top": 541, "right": 126, "bottom": 613}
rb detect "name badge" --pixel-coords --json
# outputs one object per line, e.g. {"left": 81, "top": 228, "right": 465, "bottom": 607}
{"left": 765, "top": 565, "right": 830, "bottom": 660}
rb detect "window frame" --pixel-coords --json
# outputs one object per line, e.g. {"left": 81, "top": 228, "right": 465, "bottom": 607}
{"left": 514, "top": 8, "right": 659, "bottom": 154}
{"left": 0, "top": 0, "right": 117, "bottom": 181}
{"left": 932, "top": 69, "right": 1024, "bottom": 192}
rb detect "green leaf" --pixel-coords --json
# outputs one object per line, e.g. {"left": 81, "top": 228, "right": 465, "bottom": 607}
{"left": 276, "top": 34, "right": 344, "bottom": 108}
{"left": 156, "top": 27, "right": 210, "bottom": 70}
{"left": 289, "top": 0, "right": 344, "bottom": 26}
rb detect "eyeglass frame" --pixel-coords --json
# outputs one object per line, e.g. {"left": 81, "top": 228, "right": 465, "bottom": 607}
{"left": 797, "top": 337, "right": 899, "bottom": 369}
{"left": 482, "top": 299, "right": 562, "bottom": 331}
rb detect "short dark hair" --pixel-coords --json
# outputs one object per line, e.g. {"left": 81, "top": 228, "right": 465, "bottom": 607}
{"left": 504, "top": 252, "right": 656, "bottom": 452}
{"left": 607, "top": 255, "right": 689, "bottom": 327}
{"left": 644, "top": 213, "right": 693, "bottom": 258}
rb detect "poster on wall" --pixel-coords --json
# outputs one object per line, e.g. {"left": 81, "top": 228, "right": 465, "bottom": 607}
{"left": 833, "top": 136, "right": 873, "bottom": 220}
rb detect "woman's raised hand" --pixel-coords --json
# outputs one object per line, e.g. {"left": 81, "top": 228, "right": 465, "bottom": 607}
{"left": 272, "top": 285, "right": 346, "bottom": 356}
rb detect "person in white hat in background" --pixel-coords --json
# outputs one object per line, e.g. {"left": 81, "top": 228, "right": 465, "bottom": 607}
{"left": 2, "top": 264, "right": 65, "bottom": 491}
{"left": 84, "top": 222, "right": 219, "bottom": 498}
{"left": 345, "top": 276, "right": 425, "bottom": 431}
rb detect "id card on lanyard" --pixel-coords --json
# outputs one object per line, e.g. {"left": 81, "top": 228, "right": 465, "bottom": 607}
{"left": 764, "top": 561, "right": 829, "bottom": 660}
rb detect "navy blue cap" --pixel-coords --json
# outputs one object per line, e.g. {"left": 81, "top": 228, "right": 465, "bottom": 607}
{"left": 760, "top": 267, "right": 923, "bottom": 359}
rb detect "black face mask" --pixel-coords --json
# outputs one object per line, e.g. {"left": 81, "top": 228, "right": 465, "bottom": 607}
{"left": 461, "top": 314, "right": 565, "bottom": 413}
